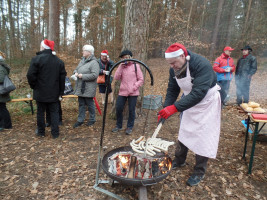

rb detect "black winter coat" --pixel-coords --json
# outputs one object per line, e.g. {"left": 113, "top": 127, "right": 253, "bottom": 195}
{"left": 0, "top": 60, "right": 11, "bottom": 103}
{"left": 27, "top": 49, "right": 66, "bottom": 102}
{"left": 164, "top": 51, "right": 217, "bottom": 112}
{"left": 235, "top": 54, "right": 257, "bottom": 78}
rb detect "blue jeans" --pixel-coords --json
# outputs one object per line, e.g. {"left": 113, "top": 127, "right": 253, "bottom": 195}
{"left": 116, "top": 95, "right": 137, "bottom": 129}
{"left": 77, "top": 97, "right": 95, "bottom": 123}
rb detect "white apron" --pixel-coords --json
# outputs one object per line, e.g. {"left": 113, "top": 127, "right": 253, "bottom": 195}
{"left": 176, "top": 64, "right": 221, "bottom": 158}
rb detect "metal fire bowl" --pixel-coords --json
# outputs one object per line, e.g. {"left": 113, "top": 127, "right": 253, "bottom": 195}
{"left": 102, "top": 146, "right": 172, "bottom": 187}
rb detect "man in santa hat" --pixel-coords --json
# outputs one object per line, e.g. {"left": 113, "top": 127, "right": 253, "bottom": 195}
{"left": 158, "top": 43, "right": 221, "bottom": 186}
{"left": 213, "top": 46, "right": 236, "bottom": 106}
{"left": 27, "top": 39, "right": 66, "bottom": 139}
{"left": 97, "top": 50, "right": 114, "bottom": 104}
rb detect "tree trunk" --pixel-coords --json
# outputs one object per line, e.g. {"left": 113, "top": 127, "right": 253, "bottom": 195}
{"left": 48, "top": 0, "right": 60, "bottom": 51}
{"left": 111, "top": 0, "right": 152, "bottom": 119}
{"left": 114, "top": 0, "right": 125, "bottom": 56}
{"left": 209, "top": 0, "right": 225, "bottom": 60}
{"left": 7, "top": 0, "right": 16, "bottom": 57}
{"left": 0, "top": 1, "right": 8, "bottom": 54}
{"left": 186, "top": 0, "right": 195, "bottom": 37}
{"left": 44, "top": 0, "right": 49, "bottom": 38}
{"left": 87, "top": 0, "right": 100, "bottom": 51}
{"left": 242, "top": 0, "right": 253, "bottom": 44}
{"left": 198, "top": 0, "right": 207, "bottom": 41}
{"left": 226, "top": 0, "right": 238, "bottom": 45}
{"left": 30, "top": 0, "right": 35, "bottom": 54}
{"left": 16, "top": 0, "right": 22, "bottom": 57}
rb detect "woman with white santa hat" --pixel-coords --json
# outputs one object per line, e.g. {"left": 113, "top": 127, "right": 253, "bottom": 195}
{"left": 158, "top": 43, "right": 222, "bottom": 186}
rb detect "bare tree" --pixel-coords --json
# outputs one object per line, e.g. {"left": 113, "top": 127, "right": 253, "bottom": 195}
{"left": 209, "top": 0, "right": 225, "bottom": 59}
{"left": 226, "top": 0, "right": 238, "bottom": 45}
{"left": 30, "top": 0, "right": 35, "bottom": 53}
{"left": 186, "top": 0, "right": 195, "bottom": 37}
{"left": 7, "top": 0, "right": 16, "bottom": 57}
{"left": 111, "top": 0, "right": 152, "bottom": 118}
{"left": 61, "top": 0, "right": 72, "bottom": 51}
{"left": 48, "top": 0, "right": 60, "bottom": 51}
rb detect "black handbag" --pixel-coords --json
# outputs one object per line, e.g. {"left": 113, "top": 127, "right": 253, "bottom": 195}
{"left": 0, "top": 75, "right": 16, "bottom": 94}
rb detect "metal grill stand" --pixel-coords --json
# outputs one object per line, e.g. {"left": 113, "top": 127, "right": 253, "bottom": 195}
{"left": 94, "top": 59, "right": 154, "bottom": 200}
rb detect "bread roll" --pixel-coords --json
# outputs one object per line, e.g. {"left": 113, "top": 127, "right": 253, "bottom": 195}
{"left": 248, "top": 101, "right": 260, "bottom": 108}
{"left": 246, "top": 107, "right": 253, "bottom": 112}
{"left": 241, "top": 103, "right": 248, "bottom": 109}
{"left": 253, "top": 107, "right": 265, "bottom": 113}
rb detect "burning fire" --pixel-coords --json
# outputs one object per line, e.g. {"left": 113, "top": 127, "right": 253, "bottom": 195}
{"left": 108, "top": 152, "right": 172, "bottom": 179}
{"left": 118, "top": 155, "right": 130, "bottom": 169}
{"left": 158, "top": 157, "right": 172, "bottom": 174}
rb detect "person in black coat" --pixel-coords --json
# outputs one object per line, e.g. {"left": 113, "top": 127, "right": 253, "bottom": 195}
{"left": 27, "top": 39, "right": 66, "bottom": 138}
{"left": 235, "top": 45, "right": 257, "bottom": 105}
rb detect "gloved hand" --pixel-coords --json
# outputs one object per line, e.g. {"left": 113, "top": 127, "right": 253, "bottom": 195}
{"left": 158, "top": 105, "right": 178, "bottom": 119}
{"left": 103, "top": 70, "right": 110, "bottom": 75}
{"left": 70, "top": 74, "right": 77, "bottom": 81}
{"left": 225, "top": 67, "right": 231, "bottom": 72}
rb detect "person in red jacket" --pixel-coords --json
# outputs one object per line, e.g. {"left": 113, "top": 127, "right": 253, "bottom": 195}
{"left": 213, "top": 46, "right": 236, "bottom": 105}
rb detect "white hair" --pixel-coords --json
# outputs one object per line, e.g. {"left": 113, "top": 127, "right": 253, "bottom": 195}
{"left": 83, "top": 45, "right": 94, "bottom": 54}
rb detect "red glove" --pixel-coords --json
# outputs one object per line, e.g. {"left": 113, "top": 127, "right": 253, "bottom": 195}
{"left": 158, "top": 105, "right": 178, "bottom": 119}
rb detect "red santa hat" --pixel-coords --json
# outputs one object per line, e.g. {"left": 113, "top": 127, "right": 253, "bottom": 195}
{"left": 101, "top": 50, "right": 108, "bottom": 56}
{"left": 41, "top": 39, "right": 55, "bottom": 51}
{"left": 165, "top": 43, "right": 190, "bottom": 60}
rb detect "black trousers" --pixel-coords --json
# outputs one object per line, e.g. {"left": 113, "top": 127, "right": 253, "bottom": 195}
{"left": 0, "top": 103, "right": 12, "bottom": 129}
{"left": 46, "top": 101, "right": 62, "bottom": 123}
{"left": 36, "top": 101, "right": 59, "bottom": 137}
{"left": 116, "top": 95, "right": 137, "bottom": 129}
{"left": 175, "top": 141, "right": 209, "bottom": 176}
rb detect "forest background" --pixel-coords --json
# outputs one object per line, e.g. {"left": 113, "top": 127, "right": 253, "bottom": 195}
{"left": 1, "top": 0, "right": 267, "bottom": 65}
{"left": 1, "top": 1, "right": 267, "bottom": 199}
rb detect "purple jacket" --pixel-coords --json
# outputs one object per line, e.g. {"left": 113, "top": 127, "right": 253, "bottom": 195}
{"left": 114, "top": 62, "right": 144, "bottom": 96}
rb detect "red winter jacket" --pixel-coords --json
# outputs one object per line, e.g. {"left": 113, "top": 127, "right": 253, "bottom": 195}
{"left": 213, "top": 53, "right": 236, "bottom": 81}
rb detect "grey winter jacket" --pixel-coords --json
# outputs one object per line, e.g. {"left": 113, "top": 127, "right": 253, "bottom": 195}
{"left": 73, "top": 55, "right": 99, "bottom": 97}
{"left": 235, "top": 54, "right": 257, "bottom": 79}
{"left": 0, "top": 59, "right": 11, "bottom": 103}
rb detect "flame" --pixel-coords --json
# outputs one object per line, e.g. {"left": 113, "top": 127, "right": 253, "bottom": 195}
{"left": 118, "top": 155, "right": 130, "bottom": 169}
{"left": 158, "top": 157, "right": 172, "bottom": 174}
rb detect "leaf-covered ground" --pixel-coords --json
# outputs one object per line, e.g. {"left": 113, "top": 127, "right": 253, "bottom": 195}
{"left": 0, "top": 58, "right": 266, "bottom": 200}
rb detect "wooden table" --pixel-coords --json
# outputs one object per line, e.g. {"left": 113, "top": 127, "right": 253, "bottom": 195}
{"left": 242, "top": 113, "right": 267, "bottom": 174}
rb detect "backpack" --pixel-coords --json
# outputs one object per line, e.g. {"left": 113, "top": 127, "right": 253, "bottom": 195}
{"left": 64, "top": 77, "right": 74, "bottom": 95}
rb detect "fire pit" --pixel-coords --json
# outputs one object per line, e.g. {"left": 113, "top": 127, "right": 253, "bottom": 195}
{"left": 102, "top": 146, "right": 172, "bottom": 186}
{"left": 94, "top": 59, "right": 161, "bottom": 200}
